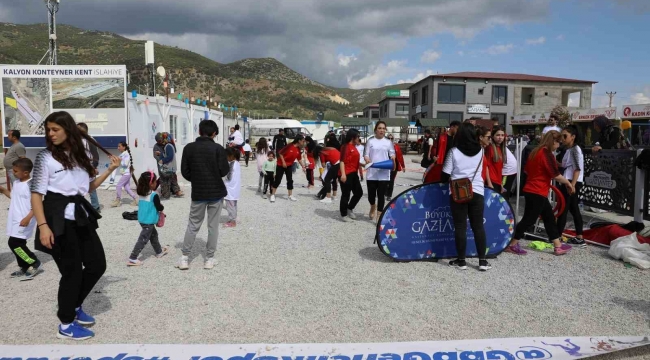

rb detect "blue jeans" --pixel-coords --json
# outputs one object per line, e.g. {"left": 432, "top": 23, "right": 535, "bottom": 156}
{"left": 89, "top": 190, "right": 100, "bottom": 210}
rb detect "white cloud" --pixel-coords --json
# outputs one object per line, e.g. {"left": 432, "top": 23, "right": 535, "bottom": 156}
{"left": 420, "top": 50, "right": 441, "bottom": 64}
{"left": 337, "top": 54, "right": 358, "bottom": 67}
{"left": 526, "top": 36, "right": 546, "bottom": 45}
{"left": 347, "top": 60, "right": 409, "bottom": 89}
{"left": 485, "top": 44, "right": 514, "bottom": 55}
{"left": 556, "top": 34, "right": 565, "bottom": 41}
{"left": 397, "top": 70, "right": 435, "bottom": 85}
{"left": 631, "top": 89, "right": 650, "bottom": 104}
{"left": 458, "top": 51, "right": 465, "bottom": 56}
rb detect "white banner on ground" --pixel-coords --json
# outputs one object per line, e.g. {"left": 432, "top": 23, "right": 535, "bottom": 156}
{"left": 0, "top": 336, "right": 648, "bottom": 360}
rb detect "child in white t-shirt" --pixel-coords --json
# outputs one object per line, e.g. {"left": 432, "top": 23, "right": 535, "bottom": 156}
{"left": 0, "top": 158, "right": 42, "bottom": 280}
{"left": 243, "top": 139, "right": 253, "bottom": 167}
{"left": 224, "top": 148, "right": 241, "bottom": 228}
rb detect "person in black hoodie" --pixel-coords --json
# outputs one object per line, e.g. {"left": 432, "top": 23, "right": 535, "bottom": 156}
{"left": 441, "top": 122, "right": 491, "bottom": 271}
{"left": 177, "top": 120, "right": 230, "bottom": 270}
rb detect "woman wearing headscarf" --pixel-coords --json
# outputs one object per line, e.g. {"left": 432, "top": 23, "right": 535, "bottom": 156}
{"left": 591, "top": 115, "right": 628, "bottom": 153}
{"left": 154, "top": 132, "right": 184, "bottom": 199}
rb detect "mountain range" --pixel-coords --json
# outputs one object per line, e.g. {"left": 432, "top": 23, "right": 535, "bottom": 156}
{"left": 0, "top": 23, "right": 412, "bottom": 120}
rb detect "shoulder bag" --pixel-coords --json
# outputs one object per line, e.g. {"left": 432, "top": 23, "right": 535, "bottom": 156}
{"left": 450, "top": 150, "right": 483, "bottom": 204}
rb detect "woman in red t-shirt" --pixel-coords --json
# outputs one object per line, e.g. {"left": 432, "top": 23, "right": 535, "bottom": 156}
{"left": 270, "top": 135, "right": 306, "bottom": 203}
{"left": 304, "top": 136, "right": 316, "bottom": 190}
{"left": 314, "top": 145, "right": 341, "bottom": 203}
{"left": 386, "top": 134, "right": 406, "bottom": 200}
{"left": 338, "top": 129, "right": 363, "bottom": 221}
{"left": 506, "top": 131, "right": 575, "bottom": 256}
{"left": 485, "top": 125, "right": 506, "bottom": 194}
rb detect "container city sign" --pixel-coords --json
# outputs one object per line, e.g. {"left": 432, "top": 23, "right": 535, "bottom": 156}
{"left": 467, "top": 104, "right": 490, "bottom": 114}
{"left": 571, "top": 107, "right": 617, "bottom": 122}
{"left": 622, "top": 104, "right": 650, "bottom": 119}
{"left": 510, "top": 113, "right": 550, "bottom": 125}
{"left": 385, "top": 89, "right": 409, "bottom": 97}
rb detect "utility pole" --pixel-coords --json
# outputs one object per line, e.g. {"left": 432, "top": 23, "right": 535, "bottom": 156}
{"left": 39, "top": 0, "right": 60, "bottom": 65}
{"left": 606, "top": 91, "right": 617, "bottom": 107}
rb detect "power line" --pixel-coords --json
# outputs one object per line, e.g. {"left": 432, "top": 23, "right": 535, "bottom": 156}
{"left": 606, "top": 91, "right": 617, "bottom": 107}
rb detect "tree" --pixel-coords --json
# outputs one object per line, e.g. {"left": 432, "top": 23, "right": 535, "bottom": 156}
{"left": 551, "top": 105, "right": 572, "bottom": 128}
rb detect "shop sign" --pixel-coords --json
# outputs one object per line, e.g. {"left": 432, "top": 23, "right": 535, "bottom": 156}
{"left": 467, "top": 104, "right": 490, "bottom": 114}
{"left": 571, "top": 107, "right": 617, "bottom": 122}
{"left": 510, "top": 112, "right": 550, "bottom": 125}
{"left": 622, "top": 104, "right": 650, "bottom": 119}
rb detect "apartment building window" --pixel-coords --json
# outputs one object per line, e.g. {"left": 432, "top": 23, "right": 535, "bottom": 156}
{"left": 383, "top": 104, "right": 388, "bottom": 117}
{"left": 437, "top": 111, "right": 463, "bottom": 122}
{"left": 522, "top": 88, "right": 535, "bottom": 105}
{"left": 372, "top": 110, "right": 379, "bottom": 119}
{"left": 421, "top": 86, "right": 428, "bottom": 105}
{"left": 438, "top": 84, "right": 465, "bottom": 104}
{"left": 396, "top": 104, "right": 409, "bottom": 115}
{"left": 421, "top": 112, "right": 428, "bottom": 119}
{"left": 412, "top": 91, "right": 418, "bottom": 108}
{"left": 491, "top": 113, "right": 507, "bottom": 127}
{"left": 492, "top": 86, "right": 507, "bottom": 105}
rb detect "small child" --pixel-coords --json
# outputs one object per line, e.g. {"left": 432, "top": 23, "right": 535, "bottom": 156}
{"left": 0, "top": 158, "right": 42, "bottom": 280}
{"left": 224, "top": 148, "right": 241, "bottom": 228}
{"left": 127, "top": 171, "right": 169, "bottom": 266}
{"left": 262, "top": 151, "right": 277, "bottom": 199}
{"left": 243, "top": 139, "right": 252, "bottom": 167}
{"left": 112, "top": 141, "right": 137, "bottom": 207}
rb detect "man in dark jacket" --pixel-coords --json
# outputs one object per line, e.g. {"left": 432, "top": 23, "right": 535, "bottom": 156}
{"left": 272, "top": 128, "right": 287, "bottom": 151}
{"left": 177, "top": 120, "right": 230, "bottom": 270}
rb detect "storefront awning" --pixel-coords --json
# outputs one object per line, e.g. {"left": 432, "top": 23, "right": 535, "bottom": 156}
{"left": 418, "top": 118, "right": 450, "bottom": 127}
{"left": 340, "top": 119, "right": 370, "bottom": 127}
{"left": 381, "top": 118, "right": 410, "bottom": 127}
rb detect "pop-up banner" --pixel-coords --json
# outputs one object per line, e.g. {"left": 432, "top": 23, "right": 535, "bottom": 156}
{"left": 1, "top": 65, "right": 128, "bottom": 148}
{"left": 0, "top": 337, "right": 648, "bottom": 360}
{"left": 377, "top": 183, "right": 515, "bottom": 260}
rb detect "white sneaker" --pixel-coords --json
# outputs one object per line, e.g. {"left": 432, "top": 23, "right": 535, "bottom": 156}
{"left": 341, "top": 215, "right": 352, "bottom": 222}
{"left": 289, "top": 195, "right": 298, "bottom": 202}
{"left": 175, "top": 255, "right": 189, "bottom": 270}
{"left": 204, "top": 257, "right": 215, "bottom": 270}
{"left": 332, "top": 196, "right": 337, "bottom": 201}
{"left": 262, "top": 194, "right": 268, "bottom": 199}
{"left": 320, "top": 197, "right": 333, "bottom": 204}
{"left": 348, "top": 210, "right": 357, "bottom": 220}
{"left": 270, "top": 195, "right": 276, "bottom": 203}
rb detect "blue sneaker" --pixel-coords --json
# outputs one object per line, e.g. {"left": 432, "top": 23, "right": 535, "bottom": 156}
{"left": 57, "top": 321, "right": 95, "bottom": 340}
{"left": 75, "top": 307, "right": 95, "bottom": 326}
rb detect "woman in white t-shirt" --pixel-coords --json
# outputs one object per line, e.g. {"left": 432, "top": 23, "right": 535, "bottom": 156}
{"left": 442, "top": 122, "right": 491, "bottom": 272}
{"left": 30, "top": 111, "right": 120, "bottom": 341}
{"left": 363, "top": 121, "right": 395, "bottom": 221}
{"left": 502, "top": 147, "right": 518, "bottom": 200}
{"left": 557, "top": 125, "right": 586, "bottom": 248}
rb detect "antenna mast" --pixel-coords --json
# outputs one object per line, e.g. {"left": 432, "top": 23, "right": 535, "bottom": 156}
{"left": 43, "top": 0, "right": 60, "bottom": 65}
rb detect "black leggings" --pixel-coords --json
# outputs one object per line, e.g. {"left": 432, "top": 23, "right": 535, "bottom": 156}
{"left": 450, "top": 194, "right": 486, "bottom": 260}
{"left": 514, "top": 192, "right": 560, "bottom": 241}
{"left": 367, "top": 180, "right": 389, "bottom": 210}
{"left": 387, "top": 170, "right": 398, "bottom": 198}
{"left": 306, "top": 169, "right": 314, "bottom": 186}
{"left": 503, "top": 174, "right": 517, "bottom": 200}
{"left": 273, "top": 165, "right": 294, "bottom": 190}
{"left": 557, "top": 182, "right": 583, "bottom": 236}
{"left": 339, "top": 172, "right": 363, "bottom": 216}
{"left": 52, "top": 220, "right": 107, "bottom": 324}
{"left": 318, "top": 163, "right": 340, "bottom": 197}
{"left": 244, "top": 151, "right": 250, "bottom": 166}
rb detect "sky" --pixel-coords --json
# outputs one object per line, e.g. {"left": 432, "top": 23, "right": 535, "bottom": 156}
{"left": 1, "top": 0, "right": 649, "bottom": 107}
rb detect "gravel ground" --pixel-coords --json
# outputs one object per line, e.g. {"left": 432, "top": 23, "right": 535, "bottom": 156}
{"left": 0, "top": 154, "right": 648, "bottom": 359}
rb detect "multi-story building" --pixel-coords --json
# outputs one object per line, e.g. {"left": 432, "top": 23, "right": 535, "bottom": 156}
{"left": 407, "top": 72, "right": 596, "bottom": 133}
{"left": 362, "top": 104, "right": 380, "bottom": 120}
{"left": 378, "top": 96, "right": 409, "bottom": 118}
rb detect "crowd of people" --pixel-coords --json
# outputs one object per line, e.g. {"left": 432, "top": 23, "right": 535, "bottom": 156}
{"left": 4, "top": 109, "right": 625, "bottom": 339}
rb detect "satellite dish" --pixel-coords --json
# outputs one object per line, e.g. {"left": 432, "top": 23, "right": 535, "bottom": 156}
{"left": 156, "top": 66, "right": 166, "bottom": 77}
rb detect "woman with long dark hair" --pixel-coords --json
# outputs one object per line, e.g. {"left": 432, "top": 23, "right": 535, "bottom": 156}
{"left": 304, "top": 136, "right": 317, "bottom": 190}
{"left": 442, "top": 122, "right": 491, "bottom": 271}
{"left": 485, "top": 125, "right": 506, "bottom": 193}
{"left": 314, "top": 145, "right": 340, "bottom": 203}
{"left": 363, "top": 121, "right": 395, "bottom": 221}
{"left": 256, "top": 137, "right": 270, "bottom": 193}
{"left": 270, "top": 134, "right": 306, "bottom": 203}
{"left": 31, "top": 111, "right": 120, "bottom": 340}
{"left": 338, "top": 129, "right": 364, "bottom": 221}
{"left": 506, "top": 131, "right": 574, "bottom": 256}
{"left": 557, "top": 125, "right": 586, "bottom": 247}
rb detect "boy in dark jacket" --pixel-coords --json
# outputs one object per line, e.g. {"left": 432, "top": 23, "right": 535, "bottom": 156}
{"left": 177, "top": 120, "right": 230, "bottom": 270}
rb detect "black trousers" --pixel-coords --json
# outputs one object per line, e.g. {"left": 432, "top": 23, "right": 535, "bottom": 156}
{"left": 557, "top": 182, "right": 583, "bottom": 236}
{"left": 306, "top": 169, "right": 314, "bottom": 186}
{"left": 51, "top": 220, "right": 107, "bottom": 324}
{"left": 317, "top": 163, "right": 340, "bottom": 198}
{"left": 514, "top": 192, "right": 560, "bottom": 241}
{"left": 273, "top": 165, "right": 294, "bottom": 190}
{"left": 386, "top": 170, "right": 398, "bottom": 198}
{"left": 263, "top": 171, "right": 274, "bottom": 194}
{"left": 450, "top": 194, "right": 487, "bottom": 260}
{"left": 503, "top": 174, "right": 517, "bottom": 200}
{"left": 244, "top": 151, "right": 251, "bottom": 166}
{"left": 339, "top": 172, "right": 363, "bottom": 216}
{"left": 8, "top": 236, "right": 40, "bottom": 270}
{"left": 367, "top": 180, "right": 389, "bottom": 210}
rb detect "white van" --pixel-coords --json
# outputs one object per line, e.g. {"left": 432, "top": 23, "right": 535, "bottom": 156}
{"left": 247, "top": 119, "right": 312, "bottom": 150}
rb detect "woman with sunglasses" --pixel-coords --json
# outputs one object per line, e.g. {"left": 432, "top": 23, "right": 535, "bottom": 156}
{"left": 385, "top": 134, "right": 405, "bottom": 201}
{"left": 505, "top": 131, "right": 574, "bottom": 256}
{"left": 557, "top": 125, "right": 586, "bottom": 248}
{"left": 31, "top": 111, "right": 120, "bottom": 340}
